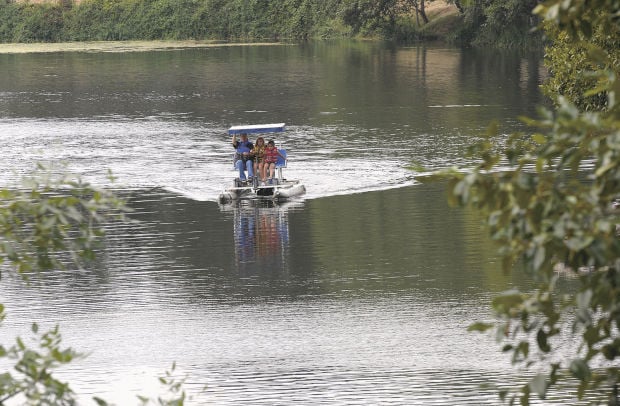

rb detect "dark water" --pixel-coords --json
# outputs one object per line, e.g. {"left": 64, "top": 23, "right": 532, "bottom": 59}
{"left": 0, "top": 42, "right": 565, "bottom": 404}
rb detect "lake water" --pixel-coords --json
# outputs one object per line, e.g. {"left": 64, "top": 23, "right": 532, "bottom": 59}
{"left": 0, "top": 41, "right": 571, "bottom": 404}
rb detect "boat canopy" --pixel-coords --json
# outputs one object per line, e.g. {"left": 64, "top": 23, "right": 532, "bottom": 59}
{"left": 228, "top": 123, "right": 285, "bottom": 135}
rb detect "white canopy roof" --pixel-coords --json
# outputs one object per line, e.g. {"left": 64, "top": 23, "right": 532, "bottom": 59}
{"left": 228, "top": 123, "right": 285, "bottom": 135}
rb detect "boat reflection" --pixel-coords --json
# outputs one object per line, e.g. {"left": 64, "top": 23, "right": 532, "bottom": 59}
{"left": 220, "top": 200, "right": 303, "bottom": 274}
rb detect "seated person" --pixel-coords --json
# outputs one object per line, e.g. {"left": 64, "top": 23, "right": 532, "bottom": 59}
{"left": 232, "top": 133, "right": 254, "bottom": 181}
{"left": 264, "top": 140, "right": 286, "bottom": 183}
{"left": 252, "top": 137, "right": 266, "bottom": 182}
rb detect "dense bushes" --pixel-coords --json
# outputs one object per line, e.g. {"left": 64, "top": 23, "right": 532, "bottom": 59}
{"left": 0, "top": 0, "right": 438, "bottom": 43}
{"left": 542, "top": 22, "right": 620, "bottom": 111}
{"left": 447, "top": 0, "right": 542, "bottom": 48}
{"left": 0, "top": 0, "right": 64, "bottom": 42}
{"left": 0, "top": 0, "right": 350, "bottom": 42}
{"left": 0, "top": 0, "right": 544, "bottom": 46}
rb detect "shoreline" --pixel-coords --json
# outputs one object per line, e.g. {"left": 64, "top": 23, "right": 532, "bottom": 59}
{"left": 0, "top": 40, "right": 287, "bottom": 54}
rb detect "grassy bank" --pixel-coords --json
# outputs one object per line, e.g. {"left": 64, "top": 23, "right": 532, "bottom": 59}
{"left": 0, "top": 40, "right": 285, "bottom": 53}
{"left": 389, "top": 2, "right": 461, "bottom": 42}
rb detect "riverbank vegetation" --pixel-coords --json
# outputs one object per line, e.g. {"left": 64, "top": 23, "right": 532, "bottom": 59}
{"left": 429, "top": 0, "right": 620, "bottom": 403}
{"left": 0, "top": 0, "right": 543, "bottom": 47}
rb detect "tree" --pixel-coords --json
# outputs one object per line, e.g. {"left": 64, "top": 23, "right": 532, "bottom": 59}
{"left": 542, "top": 20, "right": 620, "bottom": 112}
{"left": 407, "top": 0, "right": 430, "bottom": 25}
{"left": 450, "top": 0, "right": 542, "bottom": 47}
{"left": 341, "top": 0, "right": 435, "bottom": 36}
{"left": 342, "top": 0, "right": 401, "bottom": 35}
{"left": 0, "top": 168, "right": 188, "bottom": 405}
{"left": 450, "top": 0, "right": 464, "bottom": 14}
{"left": 425, "top": 0, "right": 620, "bottom": 403}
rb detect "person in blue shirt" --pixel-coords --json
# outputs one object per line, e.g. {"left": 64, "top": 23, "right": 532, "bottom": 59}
{"left": 232, "top": 133, "right": 254, "bottom": 182}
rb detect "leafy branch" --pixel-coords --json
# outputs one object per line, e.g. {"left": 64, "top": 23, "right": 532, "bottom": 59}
{"left": 423, "top": 0, "right": 620, "bottom": 403}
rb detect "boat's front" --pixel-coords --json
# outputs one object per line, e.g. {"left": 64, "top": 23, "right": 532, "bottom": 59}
{"left": 218, "top": 178, "right": 305, "bottom": 204}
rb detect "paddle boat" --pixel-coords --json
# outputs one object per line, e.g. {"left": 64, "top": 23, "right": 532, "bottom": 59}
{"left": 218, "top": 123, "right": 306, "bottom": 204}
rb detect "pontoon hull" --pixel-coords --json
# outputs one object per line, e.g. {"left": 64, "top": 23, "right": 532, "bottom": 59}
{"left": 218, "top": 180, "right": 305, "bottom": 204}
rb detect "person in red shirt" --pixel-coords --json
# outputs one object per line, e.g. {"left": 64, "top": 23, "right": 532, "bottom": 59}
{"left": 264, "top": 140, "right": 286, "bottom": 184}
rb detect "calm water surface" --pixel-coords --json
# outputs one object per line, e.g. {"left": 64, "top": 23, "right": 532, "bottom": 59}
{"left": 0, "top": 42, "right": 570, "bottom": 404}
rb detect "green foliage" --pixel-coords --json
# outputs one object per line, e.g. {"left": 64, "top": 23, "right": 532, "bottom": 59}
{"left": 542, "top": 21, "right": 620, "bottom": 112}
{"left": 0, "top": 168, "right": 123, "bottom": 403}
{"left": 449, "top": 0, "right": 542, "bottom": 48}
{"left": 62, "top": 0, "right": 209, "bottom": 41}
{"left": 0, "top": 168, "right": 189, "bottom": 404}
{"left": 137, "top": 363, "right": 188, "bottom": 406}
{"left": 0, "top": 0, "right": 19, "bottom": 41}
{"left": 340, "top": 0, "right": 428, "bottom": 39}
{"left": 0, "top": 1, "right": 65, "bottom": 43}
{"left": 0, "top": 316, "right": 80, "bottom": 405}
{"left": 0, "top": 0, "right": 350, "bottom": 42}
{"left": 342, "top": 0, "right": 397, "bottom": 36}
{"left": 62, "top": 0, "right": 129, "bottom": 41}
{"left": 0, "top": 168, "right": 124, "bottom": 275}
{"left": 0, "top": 0, "right": 549, "bottom": 45}
{"left": 425, "top": 0, "right": 620, "bottom": 403}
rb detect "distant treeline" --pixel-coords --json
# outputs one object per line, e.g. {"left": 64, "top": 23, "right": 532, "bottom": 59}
{"left": 0, "top": 0, "right": 542, "bottom": 47}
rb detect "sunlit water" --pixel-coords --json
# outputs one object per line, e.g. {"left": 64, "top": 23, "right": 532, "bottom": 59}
{"left": 0, "top": 42, "right": 582, "bottom": 404}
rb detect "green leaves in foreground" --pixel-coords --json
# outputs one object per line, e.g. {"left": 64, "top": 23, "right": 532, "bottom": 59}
{"left": 0, "top": 168, "right": 195, "bottom": 404}
{"left": 0, "top": 168, "right": 125, "bottom": 405}
{"left": 422, "top": 0, "right": 620, "bottom": 403}
{"left": 0, "top": 309, "right": 80, "bottom": 405}
{"left": 0, "top": 167, "right": 126, "bottom": 278}
{"left": 137, "top": 363, "right": 189, "bottom": 406}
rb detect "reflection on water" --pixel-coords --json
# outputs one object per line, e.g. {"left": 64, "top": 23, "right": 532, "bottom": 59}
{"left": 223, "top": 200, "right": 299, "bottom": 274}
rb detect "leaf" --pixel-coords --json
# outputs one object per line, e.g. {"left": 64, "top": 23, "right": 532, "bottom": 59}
{"left": 533, "top": 246, "right": 545, "bottom": 270}
{"left": 499, "top": 389, "right": 509, "bottom": 401}
{"left": 536, "top": 329, "right": 551, "bottom": 353}
{"left": 407, "top": 162, "right": 428, "bottom": 172}
{"left": 93, "top": 397, "right": 110, "bottom": 406}
{"left": 581, "top": 19, "right": 592, "bottom": 39}
{"left": 516, "top": 341, "right": 529, "bottom": 360}
{"left": 569, "top": 358, "right": 591, "bottom": 381}
{"left": 502, "top": 255, "right": 514, "bottom": 273}
{"left": 587, "top": 46, "right": 608, "bottom": 64}
{"left": 595, "top": 160, "right": 617, "bottom": 177}
{"left": 529, "top": 374, "right": 548, "bottom": 399}
{"left": 468, "top": 322, "right": 494, "bottom": 332}
{"left": 492, "top": 290, "right": 524, "bottom": 313}
{"left": 576, "top": 289, "right": 592, "bottom": 311}
{"left": 532, "top": 133, "right": 546, "bottom": 144}
{"left": 520, "top": 381, "right": 531, "bottom": 406}
{"left": 565, "top": 235, "right": 594, "bottom": 251}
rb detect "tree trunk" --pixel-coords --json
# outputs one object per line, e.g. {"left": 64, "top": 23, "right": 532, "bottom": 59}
{"left": 454, "top": 0, "right": 464, "bottom": 14}
{"left": 411, "top": 0, "right": 420, "bottom": 26}
{"left": 419, "top": 0, "right": 429, "bottom": 24}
